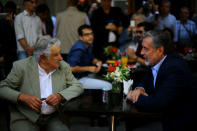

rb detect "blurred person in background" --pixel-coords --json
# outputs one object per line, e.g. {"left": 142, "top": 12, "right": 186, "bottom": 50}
{"left": 91, "top": 0, "right": 125, "bottom": 62}
{"left": 0, "top": 2, "right": 18, "bottom": 131}
{"left": 148, "top": 0, "right": 176, "bottom": 36}
{"left": 174, "top": 7, "right": 197, "bottom": 53}
{"left": 15, "top": 5, "right": 21, "bottom": 15}
{"left": 88, "top": 0, "right": 99, "bottom": 18}
{"left": 56, "top": 0, "right": 90, "bottom": 61}
{"left": 118, "top": 13, "right": 146, "bottom": 53}
{"left": 14, "top": 0, "right": 42, "bottom": 60}
{"left": 126, "top": 22, "right": 153, "bottom": 65}
{"left": 138, "top": 0, "right": 159, "bottom": 22}
{"left": 36, "top": 4, "right": 54, "bottom": 37}
{"left": 0, "top": 1, "right": 17, "bottom": 76}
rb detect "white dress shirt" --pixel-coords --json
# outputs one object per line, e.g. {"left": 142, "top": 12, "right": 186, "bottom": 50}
{"left": 151, "top": 55, "right": 167, "bottom": 87}
{"left": 38, "top": 64, "right": 56, "bottom": 114}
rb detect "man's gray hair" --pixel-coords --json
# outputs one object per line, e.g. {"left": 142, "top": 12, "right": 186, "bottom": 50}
{"left": 142, "top": 30, "right": 173, "bottom": 55}
{"left": 33, "top": 35, "right": 61, "bottom": 62}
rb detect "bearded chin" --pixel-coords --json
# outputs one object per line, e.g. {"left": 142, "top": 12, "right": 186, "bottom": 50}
{"left": 145, "top": 61, "right": 151, "bottom": 66}
{"left": 144, "top": 57, "right": 151, "bottom": 66}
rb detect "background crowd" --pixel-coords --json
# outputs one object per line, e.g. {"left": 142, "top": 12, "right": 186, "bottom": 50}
{"left": 0, "top": 0, "right": 197, "bottom": 78}
{"left": 0, "top": 0, "right": 197, "bottom": 131}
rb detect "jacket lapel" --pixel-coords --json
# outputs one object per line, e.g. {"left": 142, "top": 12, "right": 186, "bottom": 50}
{"left": 52, "top": 68, "right": 62, "bottom": 94}
{"left": 155, "top": 55, "right": 169, "bottom": 88}
{"left": 27, "top": 57, "right": 41, "bottom": 98}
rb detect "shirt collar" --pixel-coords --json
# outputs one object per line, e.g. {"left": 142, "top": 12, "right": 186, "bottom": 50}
{"left": 23, "top": 10, "right": 36, "bottom": 17}
{"left": 152, "top": 55, "right": 167, "bottom": 72}
{"left": 79, "top": 40, "right": 92, "bottom": 49}
{"left": 38, "top": 64, "right": 56, "bottom": 76}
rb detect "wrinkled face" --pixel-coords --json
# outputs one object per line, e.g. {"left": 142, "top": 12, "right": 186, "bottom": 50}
{"left": 101, "top": 0, "right": 112, "bottom": 10}
{"left": 46, "top": 45, "right": 63, "bottom": 70}
{"left": 180, "top": 8, "right": 189, "bottom": 21}
{"left": 160, "top": 2, "right": 170, "bottom": 15}
{"left": 141, "top": 36, "right": 164, "bottom": 66}
{"left": 135, "top": 26, "right": 145, "bottom": 38}
{"left": 79, "top": 28, "right": 94, "bottom": 46}
{"left": 25, "top": 0, "right": 36, "bottom": 12}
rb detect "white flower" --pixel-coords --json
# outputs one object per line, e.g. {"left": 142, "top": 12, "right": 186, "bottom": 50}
{"left": 104, "top": 66, "right": 130, "bottom": 84}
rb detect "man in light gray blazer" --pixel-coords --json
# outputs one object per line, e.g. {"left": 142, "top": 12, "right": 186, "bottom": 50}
{"left": 0, "top": 36, "right": 83, "bottom": 131}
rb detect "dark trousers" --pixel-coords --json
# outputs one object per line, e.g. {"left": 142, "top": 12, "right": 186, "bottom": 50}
{"left": 0, "top": 99, "right": 10, "bottom": 131}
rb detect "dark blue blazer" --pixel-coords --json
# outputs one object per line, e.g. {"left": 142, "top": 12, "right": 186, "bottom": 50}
{"left": 135, "top": 53, "right": 197, "bottom": 131}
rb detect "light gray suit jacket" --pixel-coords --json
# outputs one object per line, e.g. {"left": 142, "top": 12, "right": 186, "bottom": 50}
{"left": 0, "top": 56, "right": 83, "bottom": 124}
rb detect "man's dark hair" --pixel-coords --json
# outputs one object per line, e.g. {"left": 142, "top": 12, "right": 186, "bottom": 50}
{"left": 24, "top": 0, "right": 31, "bottom": 3}
{"left": 137, "top": 22, "right": 153, "bottom": 32}
{"left": 67, "top": 0, "right": 78, "bottom": 6}
{"left": 36, "top": 4, "right": 50, "bottom": 14}
{"left": 23, "top": 0, "right": 36, "bottom": 4}
{"left": 4, "top": 1, "right": 16, "bottom": 14}
{"left": 163, "top": 28, "right": 174, "bottom": 40}
{"left": 78, "top": 24, "right": 92, "bottom": 36}
{"left": 160, "top": 0, "right": 171, "bottom": 7}
{"left": 142, "top": 30, "right": 173, "bottom": 55}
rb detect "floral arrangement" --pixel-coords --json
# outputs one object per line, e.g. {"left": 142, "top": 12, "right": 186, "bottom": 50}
{"left": 104, "top": 46, "right": 120, "bottom": 60}
{"left": 104, "top": 61, "right": 130, "bottom": 92}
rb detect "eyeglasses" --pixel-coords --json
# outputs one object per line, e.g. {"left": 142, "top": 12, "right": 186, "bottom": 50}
{"left": 83, "top": 32, "right": 94, "bottom": 36}
{"left": 136, "top": 30, "right": 143, "bottom": 34}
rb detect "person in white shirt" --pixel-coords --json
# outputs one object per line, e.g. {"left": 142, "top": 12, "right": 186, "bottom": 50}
{"left": 14, "top": 0, "right": 42, "bottom": 60}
